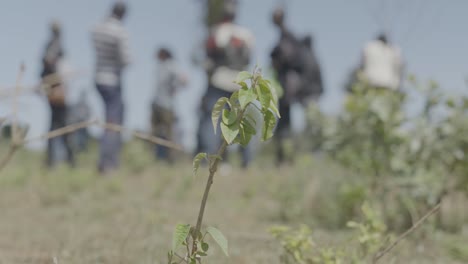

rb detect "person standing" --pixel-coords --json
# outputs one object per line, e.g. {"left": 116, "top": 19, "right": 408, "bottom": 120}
{"left": 361, "top": 33, "right": 403, "bottom": 91}
{"left": 41, "top": 21, "right": 75, "bottom": 168}
{"left": 151, "top": 48, "right": 187, "bottom": 162}
{"left": 271, "top": 7, "right": 325, "bottom": 164}
{"left": 91, "top": 2, "right": 130, "bottom": 174}
{"left": 195, "top": 0, "right": 255, "bottom": 168}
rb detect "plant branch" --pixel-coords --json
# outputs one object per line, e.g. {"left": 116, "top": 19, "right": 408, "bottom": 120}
{"left": 192, "top": 140, "right": 228, "bottom": 253}
{"left": 373, "top": 202, "right": 441, "bottom": 263}
{"left": 0, "top": 145, "right": 19, "bottom": 172}
{"left": 24, "top": 119, "right": 98, "bottom": 144}
{"left": 97, "top": 121, "right": 183, "bottom": 151}
{"left": 1, "top": 119, "right": 182, "bottom": 173}
{"left": 0, "top": 65, "right": 25, "bottom": 173}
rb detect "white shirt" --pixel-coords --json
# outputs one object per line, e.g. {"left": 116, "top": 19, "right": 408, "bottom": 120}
{"left": 362, "top": 40, "right": 403, "bottom": 90}
{"left": 154, "top": 59, "right": 184, "bottom": 111}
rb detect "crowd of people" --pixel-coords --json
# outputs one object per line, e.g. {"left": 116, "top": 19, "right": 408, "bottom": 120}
{"left": 39, "top": 0, "right": 403, "bottom": 173}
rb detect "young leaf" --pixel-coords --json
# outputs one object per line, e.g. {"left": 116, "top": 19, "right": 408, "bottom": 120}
{"left": 211, "top": 97, "right": 229, "bottom": 134}
{"left": 235, "top": 71, "right": 253, "bottom": 83}
{"left": 220, "top": 122, "right": 239, "bottom": 145}
{"left": 201, "top": 242, "right": 209, "bottom": 252}
{"left": 269, "top": 100, "right": 281, "bottom": 118}
{"left": 221, "top": 109, "right": 237, "bottom": 126}
{"left": 238, "top": 125, "right": 254, "bottom": 147}
{"left": 172, "top": 224, "right": 191, "bottom": 252}
{"left": 242, "top": 118, "right": 257, "bottom": 135}
{"left": 262, "top": 110, "right": 277, "bottom": 141}
{"left": 259, "top": 79, "right": 276, "bottom": 102}
{"left": 193, "top": 152, "right": 207, "bottom": 176}
{"left": 238, "top": 88, "right": 257, "bottom": 110}
{"left": 258, "top": 84, "right": 272, "bottom": 111}
{"left": 207, "top": 226, "right": 229, "bottom": 256}
{"left": 229, "top": 90, "right": 240, "bottom": 107}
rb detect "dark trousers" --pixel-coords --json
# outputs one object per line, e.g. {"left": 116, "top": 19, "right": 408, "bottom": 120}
{"left": 47, "top": 105, "right": 75, "bottom": 167}
{"left": 151, "top": 104, "right": 175, "bottom": 162}
{"left": 97, "top": 83, "right": 124, "bottom": 172}
{"left": 275, "top": 98, "right": 291, "bottom": 164}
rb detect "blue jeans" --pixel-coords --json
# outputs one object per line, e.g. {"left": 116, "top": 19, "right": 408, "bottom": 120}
{"left": 97, "top": 83, "right": 124, "bottom": 172}
{"left": 196, "top": 86, "right": 254, "bottom": 168}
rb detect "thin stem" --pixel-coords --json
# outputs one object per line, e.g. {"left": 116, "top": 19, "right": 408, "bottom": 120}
{"left": 192, "top": 140, "right": 228, "bottom": 253}
{"left": 0, "top": 145, "right": 18, "bottom": 172}
{"left": 373, "top": 202, "right": 441, "bottom": 263}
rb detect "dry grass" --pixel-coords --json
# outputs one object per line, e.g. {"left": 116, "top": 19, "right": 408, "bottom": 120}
{"left": 0, "top": 142, "right": 466, "bottom": 264}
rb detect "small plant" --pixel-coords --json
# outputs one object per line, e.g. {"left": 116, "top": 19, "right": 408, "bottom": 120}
{"left": 270, "top": 202, "right": 391, "bottom": 264}
{"left": 167, "top": 68, "right": 280, "bottom": 263}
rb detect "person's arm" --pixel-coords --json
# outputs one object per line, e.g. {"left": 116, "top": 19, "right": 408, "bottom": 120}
{"left": 118, "top": 31, "right": 131, "bottom": 68}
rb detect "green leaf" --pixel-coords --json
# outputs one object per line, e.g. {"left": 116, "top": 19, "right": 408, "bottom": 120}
{"left": 242, "top": 118, "right": 257, "bottom": 135}
{"left": 235, "top": 71, "right": 252, "bottom": 83}
{"left": 258, "top": 84, "right": 272, "bottom": 112}
{"left": 229, "top": 90, "right": 240, "bottom": 107}
{"left": 244, "top": 113, "right": 257, "bottom": 128}
{"left": 172, "top": 224, "right": 191, "bottom": 252}
{"left": 238, "top": 88, "right": 257, "bottom": 110}
{"left": 212, "top": 97, "right": 229, "bottom": 134}
{"left": 193, "top": 153, "right": 207, "bottom": 176}
{"left": 259, "top": 79, "right": 276, "bottom": 101}
{"left": 262, "top": 110, "right": 277, "bottom": 141}
{"left": 207, "top": 226, "right": 229, "bottom": 256}
{"left": 201, "top": 242, "right": 209, "bottom": 252}
{"left": 222, "top": 109, "right": 237, "bottom": 126}
{"left": 220, "top": 122, "right": 239, "bottom": 145}
{"left": 269, "top": 100, "right": 281, "bottom": 118}
{"left": 238, "top": 125, "right": 254, "bottom": 147}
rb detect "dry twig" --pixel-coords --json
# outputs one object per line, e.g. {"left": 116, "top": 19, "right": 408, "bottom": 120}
{"left": 373, "top": 202, "right": 441, "bottom": 263}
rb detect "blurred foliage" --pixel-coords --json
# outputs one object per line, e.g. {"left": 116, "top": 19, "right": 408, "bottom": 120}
{"left": 303, "top": 75, "right": 468, "bottom": 230}
{"left": 271, "top": 203, "right": 391, "bottom": 264}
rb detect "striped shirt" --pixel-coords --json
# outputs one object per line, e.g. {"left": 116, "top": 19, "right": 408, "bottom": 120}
{"left": 91, "top": 17, "right": 130, "bottom": 86}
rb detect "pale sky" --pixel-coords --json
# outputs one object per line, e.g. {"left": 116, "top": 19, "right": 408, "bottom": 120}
{"left": 0, "top": 0, "right": 466, "bottom": 150}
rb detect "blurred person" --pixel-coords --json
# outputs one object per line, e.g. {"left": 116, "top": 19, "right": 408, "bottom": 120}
{"left": 151, "top": 47, "right": 187, "bottom": 162}
{"left": 270, "top": 7, "right": 324, "bottom": 165}
{"left": 68, "top": 90, "right": 91, "bottom": 152}
{"left": 91, "top": 1, "right": 130, "bottom": 174}
{"left": 195, "top": 0, "right": 255, "bottom": 168}
{"left": 40, "top": 21, "right": 75, "bottom": 168}
{"left": 360, "top": 33, "right": 403, "bottom": 91}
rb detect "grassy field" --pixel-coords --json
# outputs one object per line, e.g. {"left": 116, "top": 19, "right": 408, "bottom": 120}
{"left": 0, "top": 141, "right": 467, "bottom": 264}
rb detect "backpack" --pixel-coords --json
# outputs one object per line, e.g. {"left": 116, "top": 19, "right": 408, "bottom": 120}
{"left": 206, "top": 23, "right": 252, "bottom": 92}
{"left": 296, "top": 36, "right": 323, "bottom": 100}
{"left": 272, "top": 33, "right": 323, "bottom": 103}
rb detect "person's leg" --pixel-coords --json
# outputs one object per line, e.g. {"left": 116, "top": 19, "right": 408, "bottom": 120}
{"left": 60, "top": 107, "right": 76, "bottom": 167}
{"left": 163, "top": 109, "right": 175, "bottom": 163}
{"left": 97, "top": 83, "right": 124, "bottom": 172}
{"left": 46, "top": 105, "right": 60, "bottom": 168}
{"left": 275, "top": 99, "right": 291, "bottom": 165}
